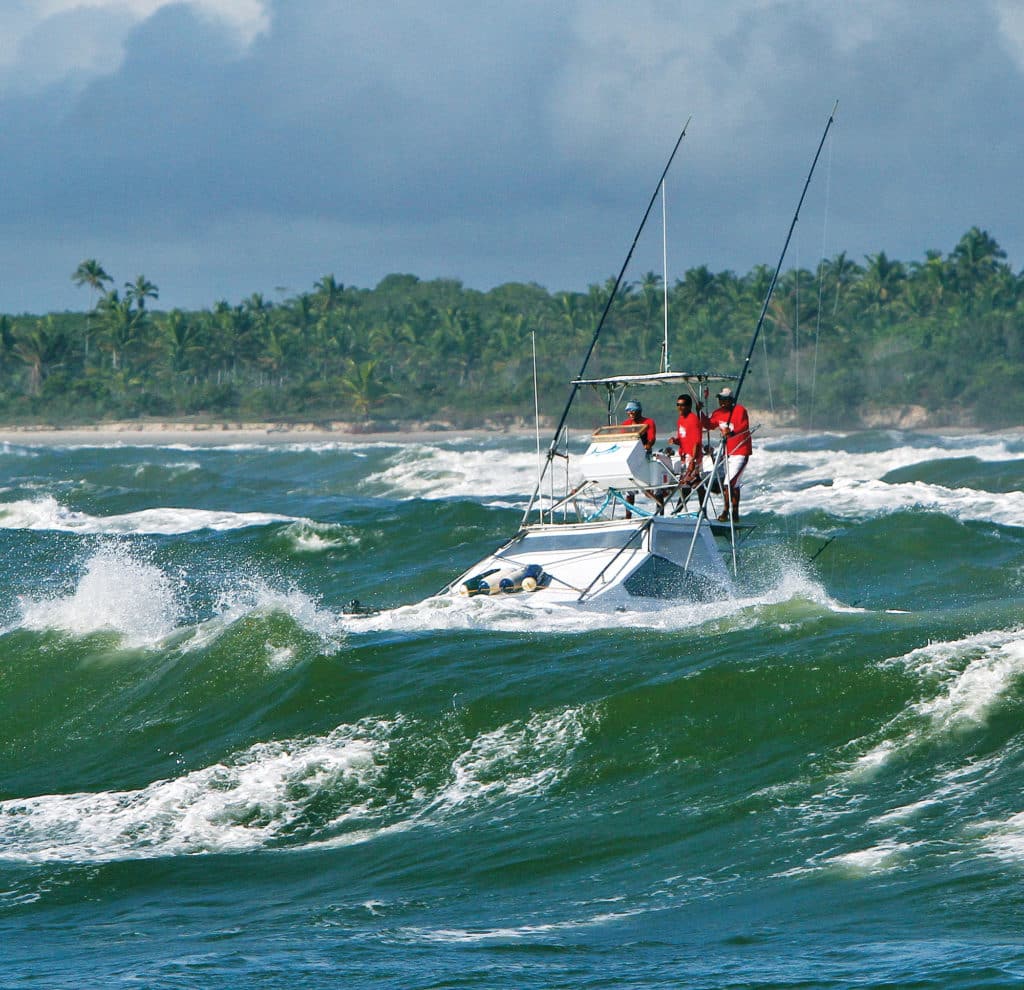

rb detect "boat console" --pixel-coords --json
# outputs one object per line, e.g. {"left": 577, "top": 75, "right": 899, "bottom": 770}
{"left": 578, "top": 424, "right": 679, "bottom": 491}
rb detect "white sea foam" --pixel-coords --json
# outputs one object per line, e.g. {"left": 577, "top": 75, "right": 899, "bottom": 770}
{"left": 428, "top": 706, "right": 594, "bottom": 811}
{"left": 361, "top": 444, "right": 542, "bottom": 501}
{"left": 132, "top": 460, "right": 202, "bottom": 480}
{"left": 751, "top": 435, "right": 1024, "bottom": 525}
{"left": 280, "top": 520, "right": 362, "bottom": 553}
{"left": 354, "top": 433, "right": 1024, "bottom": 526}
{"left": 758, "top": 435, "right": 1024, "bottom": 486}
{"left": 0, "top": 442, "right": 38, "bottom": 458}
{"left": 181, "top": 579, "right": 349, "bottom": 653}
{"left": 0, "top": 720, "right": 397, "bottom": 863}
{"left": 399, "top": 906, "right": 649, "bottom": 944}
{"left": 756, "top": 478, "right": 1024, "bottom": 527}
{"left": 0, "top": 495, "right": 296, "bottom": 535}
{"left": 868, "top": 797, "right": 941, "bottom": 824}
{"left": 848, "top": 629, "right": 1024, "bottom": 775}
{"left": 346, "top": 563, "right": 840, "bottom": 636}
{"left": 973, "top": 808, "right": 1024, "bottom": 862}
{"left": 825, "top": 839, "right": 914, "bottom": 874}
{"left": 0, "top": 704, "right": 594, "bottom": 864}
{"left": 16, "top": 546, "right": 183, "bottom": 647}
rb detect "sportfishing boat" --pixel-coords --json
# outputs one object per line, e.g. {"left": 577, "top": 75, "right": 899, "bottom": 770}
{"left": 446, "top": 371, "right": 745, "bottom": 608}
{"left": 444, "top": 106, "right": 837, "bottom": 610}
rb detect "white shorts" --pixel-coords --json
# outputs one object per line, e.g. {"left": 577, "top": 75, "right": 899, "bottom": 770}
{"left": 716, "top": 454, "right": 748, "bottom": 489}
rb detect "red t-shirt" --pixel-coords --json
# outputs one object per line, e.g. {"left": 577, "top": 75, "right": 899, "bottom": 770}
{"left": 675, "top": 411, "right": 701, "bottom": 459}
{"left": 703, "top": 404, "right": 752, "bottom": 456}
{"left": 623, "top": 415, "right": 656, "bottom": 448}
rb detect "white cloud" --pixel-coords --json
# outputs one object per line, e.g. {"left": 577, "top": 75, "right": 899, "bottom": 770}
{"left": 0, "top": 0, "right": 269, "bottom": 93}
{"left": 994, "top": 0, "right": 1024, "bottom": 71}
{"left": 1, "top": 0, "right": 1024, "bottom": 312}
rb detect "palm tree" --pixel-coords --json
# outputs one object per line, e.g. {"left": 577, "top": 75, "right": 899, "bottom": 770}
{"left": 314, "top": 274, "right": 343, "bottom": 315}
{"left": 0, "top": 315, "right": 13, "bottom": 377}
{"left": 950, "top": 227, "right": 1008, "bottom": 302}
{"left": 634, "top": 271, "right": 664, "bottom": 368}
{"left": 73, "top": 259, "right": 113, "bottom": 296}
{"left": 156, "top": 309, "right": 201, "bottom": 374}
{"left": 95, "top": 290, "right": 140, "bottom": 371}
{"left": 124, "top": 275, "right": 159, "bottom": 312}
{"left": 13, "top": 317, "right": 71, "bottom": 396}
{"left": 676, "top": 266, "right": 718, "bottom": 331}
{"left": 859, "top": 252, "right": 906, "bottom": 320}
{"left": 338, "top": 359, "right": 394, "bottom": 421}
{"left": 906, "top": 250, "right": 948, "bottom": 315}
{"left": 72, "top": 259, "right": 113, "bottom": 361}
{"left": 817, "top": 252, "right": 864, "bottom": 326}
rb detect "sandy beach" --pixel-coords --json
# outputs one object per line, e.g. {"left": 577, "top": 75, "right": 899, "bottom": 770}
{"left": 0, "top": 420, "right": 542, "bottom": 446}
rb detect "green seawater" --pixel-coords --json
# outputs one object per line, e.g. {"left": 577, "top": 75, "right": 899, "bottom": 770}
{"left": 1, "top": 431, "right": 1023, "bottom": 989}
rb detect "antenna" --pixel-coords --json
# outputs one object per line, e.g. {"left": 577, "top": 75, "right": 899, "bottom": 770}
{"left": 661, "top": 179, "right": 670, "bottom": 373}
{"left": 532, "top": 326, "right": 542, "bottom": 513}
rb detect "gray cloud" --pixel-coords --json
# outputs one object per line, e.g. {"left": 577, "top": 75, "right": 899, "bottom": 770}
{"left": 1, "top": 0, "right": 1022, "bottom": 313}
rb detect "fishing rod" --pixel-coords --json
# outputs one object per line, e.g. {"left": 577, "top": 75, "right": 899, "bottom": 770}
{"left": 808, "top": 534, "right": 836, "bottom": 563}
{"left": 733, "top": 100, "right": 838, "bottom": 405}
{"left": 706, "top": 101, "right": 838, "bottom": 507}
{"left": 685, "top": 103, "right": 838, "bottom": 571}
{"left": 521, "top": 117, "right": 692, "bottom": 525}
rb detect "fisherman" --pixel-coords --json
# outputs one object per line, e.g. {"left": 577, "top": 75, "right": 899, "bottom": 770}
{"left": 671, "top": 393, "right": 702, "bottom": 486}
{"left": 700, "top": 386, "right": 751, "bottom": 522}
{"left": 622, "top": 399, "right": 656, "bottom": 450}
{"left": 622, "top": 399, "right": 656, "bottom": 518}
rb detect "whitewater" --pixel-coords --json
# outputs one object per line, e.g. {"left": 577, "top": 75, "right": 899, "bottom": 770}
{"left": 1, "top": 429, "right": 1022, "bottom": 988}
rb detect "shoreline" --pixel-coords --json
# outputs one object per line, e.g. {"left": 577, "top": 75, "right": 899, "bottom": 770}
{"left": 0, "top": 419, "right": 1013, "bottom": 447}
{"left": 0, "top": 419, "right": 557, "bottom": 446}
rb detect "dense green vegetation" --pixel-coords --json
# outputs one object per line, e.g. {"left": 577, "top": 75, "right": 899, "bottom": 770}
{"left": 1, "top": 226, "right": 1021, "bottom": 429}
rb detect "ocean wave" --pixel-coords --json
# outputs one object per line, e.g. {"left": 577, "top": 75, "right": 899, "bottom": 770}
{"left": 352, "top": 436, "right": 1024, "bottom": 529}
{"left": 276, "top": 520, "right": 362, "bottom": 553}
{"left": 0, "top": 442, "right": 39, "bottom": 458}
{"left": 361, "top": 445, "right": 549, "bottom": 500}
{"left": 0, "top": 704, "right": 596, "bottom": 864}
{"left": 6, "top": 546, "right": 347, "bottom": 653}
{"left": 762, "top": 627, "right": 1024, "bottom": 878}
{"left": 14, "top": 546, "right": 184, "bottom": 647}
{"left": 0, "top": 495, "right": 297, "bottom": 535}
{"left": 131, "top": 460, "right": 202, "bottom": 481}
{"left": 755, "top": 478, "right": 1024, "bottom": 526}
{"left": 182, "top": 578, "right": 348, "bottom": 653}
{"left": 842, "top": 629, "right": 1024, "bottom": 775}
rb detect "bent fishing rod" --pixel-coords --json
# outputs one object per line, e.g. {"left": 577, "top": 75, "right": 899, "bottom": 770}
{"left": 522, "top": 117, "right": 692, "bottom": 525}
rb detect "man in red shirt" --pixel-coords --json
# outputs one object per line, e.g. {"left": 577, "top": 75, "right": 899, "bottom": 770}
{"left": 622, "top": 399, "right": 656, "bottom": 518}
{"left": 623, "top": 400, "right": 656, "bottom": 449}
{"left": 700, "top": 387, "right": 751, "bottom": 522}
{"left": 672, "top": 393, "right": 702, "bottom": 485}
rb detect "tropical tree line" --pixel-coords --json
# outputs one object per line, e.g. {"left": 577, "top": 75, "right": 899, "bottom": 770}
{"left": 0, "top": 226, "right": 1021, "bottom": 429}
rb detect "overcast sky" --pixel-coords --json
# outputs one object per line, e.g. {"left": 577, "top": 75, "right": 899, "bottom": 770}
{"left": 2, "top": 0, "right": 1023, "bottom": 313}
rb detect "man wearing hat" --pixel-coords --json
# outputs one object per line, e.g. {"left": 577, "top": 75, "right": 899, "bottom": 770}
{"left": 700, "top": 387, "right": 751, "bottom": 522}
{"left": 622, "top": 399, "right": 656, "bottom": 450}
{"left": 622, "top": 399, "right": 657, "bottom": 518}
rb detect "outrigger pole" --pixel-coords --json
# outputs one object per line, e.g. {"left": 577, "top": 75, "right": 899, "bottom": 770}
{"left": 522, "top": 117, "right": 692, "bottom": 525}
{"left": 732, "top": 100, "right": 838, "bottom": 405}
{"left": 685, "top": 101, "right": 839, "bottom": 573}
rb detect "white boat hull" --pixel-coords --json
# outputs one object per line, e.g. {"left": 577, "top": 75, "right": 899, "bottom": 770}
{"left": 451, "top": 515, "right": 734, "bottom": 608}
